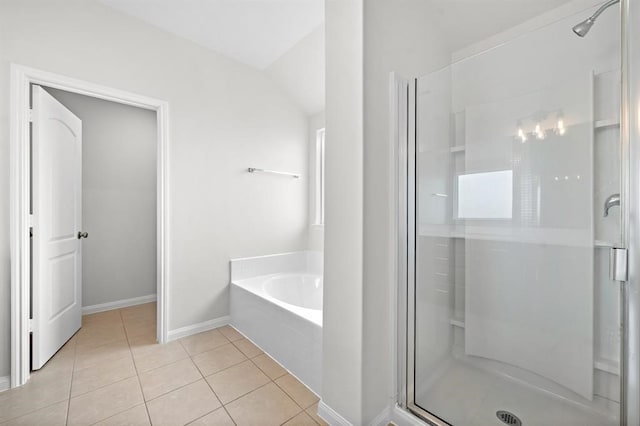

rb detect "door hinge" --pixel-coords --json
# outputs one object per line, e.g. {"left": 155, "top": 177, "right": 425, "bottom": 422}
{"left": 28, "top": 109, "right": 33, "bottom": 122}
{"left": 28, "top": 319, "right": 33, "bottom": 333}
{"left": 28, "top": 214, "right": 34, "bottom": 227}
{"left": 610, "top": 248, "right": 628, "bottom": 282}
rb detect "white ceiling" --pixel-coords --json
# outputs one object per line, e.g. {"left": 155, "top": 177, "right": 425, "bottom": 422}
{"left": 99, "top": 0, "right": 324, "bottom": 70}
{"left": 98, "top": 0, "right": 585, "bottom": 115}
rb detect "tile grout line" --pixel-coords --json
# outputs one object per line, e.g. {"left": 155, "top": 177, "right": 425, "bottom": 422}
{"left": 270, "top": 379, "right": 310, "bottom": 425}
{"left": 69, "top": 323, "right": 137, "bottom": 397}
{"left": 119, "top": 307, "right": 154, "bottom": 426}
{"left": 230, "top": 327, "right": 323, "bottom": 423}
{"left": 140, "top": 336, "right": 265, "bottom": 406}
{"left": 207, "top": 375, "right": 316, "bottom": 426}
{"left": 71, "top": 352, "right": 135, "bottom": 381}
{"left": 222, "top": 380, "right": 273, "bottom": 407}
{"left": 72, "top": 333, "right": 131, "bottom": 373}
{"left": 82, "top": 313, "right": 135, "bottom": 426}
{"left": 16, "top": 307, "right": 153, "bottom": 426}
{"left": 247, "top": 354, "right": 288, "bottom": 381}
{"left": 8, "top": 314, "right": 320, "bottom": 426}
{"left": 273, "top": 376, "right": 319, "bottom": 411}
{"left": 66, "top": 365, "right": 136, "bottom": 401}
{"left": 265, "top": 363, "right": 321, "bottom": 425}
{"left": 1, "top": 330, "right": 81, "bottom": 424}
{"left": 198, "top": 358, "right": 238, "bottom": 426}
{"left": 203, "top": 364, "right": 271, "bottom": 407}
{"left": 66, "top": 324, "right": 80, "bottom": 426}
{"left": 86, "top": 404, "right": 148, "bottom": 426}
{"left": 217, "top": 326, "right": 322, "bottom": 425}
{"left": 188, "top": 347, "right": 253, "bottom": 379}
{"left": 126, "top": 331, "right": 241, "bottom": 404}
{"left": 139, "top": 359, "right": 203, "bottom": 404}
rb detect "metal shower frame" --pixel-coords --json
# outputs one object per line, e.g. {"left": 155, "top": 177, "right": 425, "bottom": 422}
{"left": 395, "top": 0, "right": 640, "bottom": 424}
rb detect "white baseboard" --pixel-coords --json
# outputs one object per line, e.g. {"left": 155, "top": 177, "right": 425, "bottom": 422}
{"left": 370, "top": 406, "right": 392, "bottom": 426}
{"left": 82, "top": 294, "right": 157, "bottom": 315}
{"left": 389, "top": 404, "right": 430, "bottom": 426}
{"left": 316, "top": 402, "right": 406, "bottom": 426}
{"left": 318, "top": 401, "right": 353, "bottom": 426}
{"left": 0, "top": 376, "right": 10, "bottom": 393}
{"left": 167, "top": 316, "right": 231, "bottom": 341}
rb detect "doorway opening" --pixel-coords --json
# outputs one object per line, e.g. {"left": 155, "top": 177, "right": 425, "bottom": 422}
{"left": 10, "top": 65, "right": 170, "bottom": 388}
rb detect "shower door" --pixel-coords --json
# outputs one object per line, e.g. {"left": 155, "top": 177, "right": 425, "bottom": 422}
{"left": 404, "top": 3, "right": 624, "bottom": 426}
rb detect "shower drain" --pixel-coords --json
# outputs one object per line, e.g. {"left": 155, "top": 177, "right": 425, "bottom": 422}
{"left": 496, "top": 410, "right": 522, "bottom": 426}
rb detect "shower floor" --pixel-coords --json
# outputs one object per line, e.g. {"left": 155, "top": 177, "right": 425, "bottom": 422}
{"left": 415, "top": 359, "right": 618, "bottom": 426}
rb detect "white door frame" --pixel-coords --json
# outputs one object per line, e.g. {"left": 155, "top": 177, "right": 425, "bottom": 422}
{"left": 9, "top": 64, "right": 170, "bottom": 388}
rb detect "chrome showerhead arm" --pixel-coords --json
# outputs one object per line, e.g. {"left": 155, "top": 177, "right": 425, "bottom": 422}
{"left": 572, "top": 0, "right": 620, "bottom": 37}
{"left": 590, "top": 0, "right": 620, "bottom": 21}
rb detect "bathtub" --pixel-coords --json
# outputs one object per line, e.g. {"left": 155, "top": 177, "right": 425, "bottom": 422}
{"left": 230, "top": 251, "right": 322, "bottom": 395}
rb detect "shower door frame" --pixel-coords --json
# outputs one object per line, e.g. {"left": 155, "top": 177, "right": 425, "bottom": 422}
{"left": 622, "top": 0, "right": 640, "bottom": 424}
{"left": 395, "top": 73, "right": 452, "bottom": 426}
{"left": 395, "top": 0, "right": 640, "bottom": 423}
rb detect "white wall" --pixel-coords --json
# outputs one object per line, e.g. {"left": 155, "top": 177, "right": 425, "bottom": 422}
{"left": 267, "top": 26, "right": 325, "bottom": 116}
{"left": 361, "top": 1, "right": 451, "bottom": 423}
{"left": 45, "top": 88, "right": 157, "bottom": 307}
{"left": 321, "top": 0, "right": 451, "bottom": 422}
{"left": 308, "top": 111, "right": 325, "bottom": 252}
{"left": 321, "top": 0, "right": 363, "bottom": 423}
{"left": 0, "top": 0, "right": 308, "bottom": 378}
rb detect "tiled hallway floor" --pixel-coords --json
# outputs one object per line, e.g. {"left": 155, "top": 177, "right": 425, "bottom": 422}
{"left": 0, "top": 303, "right": 327, "bottom": 426}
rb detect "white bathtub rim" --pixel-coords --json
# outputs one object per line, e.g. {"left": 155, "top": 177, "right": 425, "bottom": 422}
{"left": 263, "top": 274, "right": 323, "bottom": 310}
{"left": 230, "top": 251, "right": 307, "bottom": 263}
{"left": 232, "top": 274, "right": 323, "bottom": 327}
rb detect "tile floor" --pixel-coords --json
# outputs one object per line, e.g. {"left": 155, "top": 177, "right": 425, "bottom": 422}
{"left": 0, "top": 303, "right": 327, "bottom": 426}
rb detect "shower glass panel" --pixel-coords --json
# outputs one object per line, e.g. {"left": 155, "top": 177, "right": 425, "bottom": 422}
{"left": 411, "top": 2, "right": 622, "bottom": 425}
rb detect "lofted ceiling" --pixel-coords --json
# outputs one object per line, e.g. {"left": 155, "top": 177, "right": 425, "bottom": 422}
{"left": 98, "top": 0, "right": 596, "bottom": 115}
{"left": 99, "top": 0, "right": 324, "bottom": 70}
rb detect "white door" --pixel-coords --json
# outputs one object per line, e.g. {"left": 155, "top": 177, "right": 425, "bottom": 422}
{"left": 32, "top": 85, "right": 83, "bottom": 370}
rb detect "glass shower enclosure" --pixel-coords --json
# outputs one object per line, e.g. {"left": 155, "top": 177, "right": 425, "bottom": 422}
{"left": 397, "top": 1, "right": 633, "bottom": 425}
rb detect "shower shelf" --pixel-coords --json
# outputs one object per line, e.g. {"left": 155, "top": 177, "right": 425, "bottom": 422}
{"left": 450, "top": 317, "right": 465, "bottom": 328}
{"left": 594, "top": 358, "right": 619, "bottom": 375}
{"left": 594, "top": 240, "right": 616, "bottom": 248}
{"left": 449, "top": 318, "right": 619, "bottom": 375}
{"left": 594, "top": 118, "right": 620, "bottom": 129}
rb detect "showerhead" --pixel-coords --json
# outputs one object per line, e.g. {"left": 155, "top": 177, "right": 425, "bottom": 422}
{"left": 572, "top": 18, "right": 595, "bottom": 37}
{"left": 572, "top": 0, "right": 619, "bottom": 37}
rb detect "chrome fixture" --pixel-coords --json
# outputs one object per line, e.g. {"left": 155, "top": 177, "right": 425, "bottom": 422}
{"left": 610, "top": 247, "right": 628, "bottom": 281}
{"left": 572, "top": 0, "right": 620, "bottom": 37}
{"left": 247, "top": 167, "right": 300, "bottom": 178}
{"left": 604, "top": 193, "right": 621, "bottom": 217}
{"left": 496, "top": 410, "right": 522, "bottom": 426}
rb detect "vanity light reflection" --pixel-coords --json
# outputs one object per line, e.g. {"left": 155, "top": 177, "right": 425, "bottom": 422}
{"left": 514, "top": 116, "right": 568, "bottom": 142}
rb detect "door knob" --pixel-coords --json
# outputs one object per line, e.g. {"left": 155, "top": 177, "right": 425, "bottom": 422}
{"left": 77, "top": 231, "right": 88, "bottom": 239}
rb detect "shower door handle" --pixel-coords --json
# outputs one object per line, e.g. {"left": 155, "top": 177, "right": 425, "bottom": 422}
{"left": 609, "top": 247, "right": 628, "bottom": 282}
{"left": 604, "top": 193, "right": 620, "bottom": 217}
